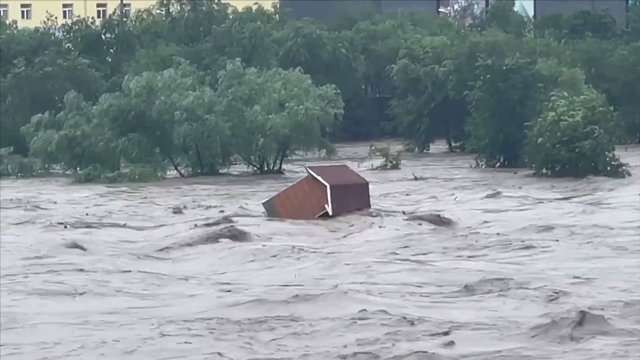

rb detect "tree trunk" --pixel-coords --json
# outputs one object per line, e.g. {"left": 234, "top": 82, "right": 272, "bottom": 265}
{"left": 445, "top": 120, "right": 454, "bottom": 152}
{"left": 168, "top": 156, "right": 185, "bottom": 177}
{"left": 637, "top": 114, "right": 640, "bottom": 143}
{"left": 258, "top": 156, "right": 265, "bottom": 174}
{"left": 277, "top": 151, "right": 286, "bottom": 172}
{"left": 446, "top": 136, "right": 454, "bottom": 152}
{"left": 208, "top": 161, "right": 218, "bottom": 175}
{"left": 195, "top": 143, "right": 204, "bottom": 173}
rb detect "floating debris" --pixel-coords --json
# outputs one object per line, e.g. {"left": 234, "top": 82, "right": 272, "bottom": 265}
{"left": 404, "top": 213, "right": 455, "bottom": 227}
{"left": 63, "top": 241, "right": 87, "bottom": 252}
{"left": 484, "top": 190, "right": 502, "bottom": 199}
{"left": 158, "top": 225, "right": 253, "bottom": 251}
{"left": 530, "top": 310, "right": 620, "bottom": 343}
{"left": 171, "top": 206, "right": 184, "bottom": 215}
{"left": 262, "top": 164, "right": 371, "bottom": 220}
{"left": 440, "top": 340, "right": 456, "bottom": 348}
{"left": 198, "top": 215, "right": 236, "bottom": 227}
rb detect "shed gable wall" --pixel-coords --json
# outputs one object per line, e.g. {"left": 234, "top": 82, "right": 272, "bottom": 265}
{"left": 262, "top": 175, "right": 328, "bottom": 220}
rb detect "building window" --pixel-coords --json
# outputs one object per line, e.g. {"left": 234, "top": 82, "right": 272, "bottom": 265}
{"left": 0, "top": 4, "right": 9, "bottom": 20}
{"left": 0, "top": 4, "right": 8, "bottom": 20}
{"left": 20, "top": 4, "right": 32, "bottom": 20}
{"left": 121, "top": 3, "right": 131, "bottom": 18}
{"left": 96, "top": 3, "right": 107, "bottom": 19}
{"left": 62, "top": 3, "right": 74, "bottom": 20}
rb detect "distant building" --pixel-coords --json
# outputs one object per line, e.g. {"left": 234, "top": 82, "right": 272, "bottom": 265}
{"left": 533, "top": 0, "right": 629, "bottom": 26}
{"left": 379, "top": 0, "right": 440, "bottom": 14}
{"left": 0, "top": 0, "right": 274, "bottom": 27}
{"left": 279, "top": 0, "right": 630, "bottom": 26}
{"left": 278, "top": 0, "right": 439, "bottom": 22}
{"left": 0, "top": 0, "right": 628, "bottom": 29}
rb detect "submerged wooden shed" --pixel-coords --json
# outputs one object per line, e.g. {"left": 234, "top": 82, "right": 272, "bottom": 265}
{"left": 262, "top": 164, "right": 371, "bottom": 220}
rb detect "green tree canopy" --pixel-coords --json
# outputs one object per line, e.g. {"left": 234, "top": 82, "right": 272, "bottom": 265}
{"left": 1, "top": 0, "right": 636, "bottom": 181}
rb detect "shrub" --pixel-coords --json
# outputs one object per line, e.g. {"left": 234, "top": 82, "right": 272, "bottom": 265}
{"left": 526, "top": 71, "right": 629, "bottom": 178}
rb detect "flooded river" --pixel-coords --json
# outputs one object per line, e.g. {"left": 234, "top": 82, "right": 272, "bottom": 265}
{"left": 2, "top": 142, "right": 639, "bottom": 360}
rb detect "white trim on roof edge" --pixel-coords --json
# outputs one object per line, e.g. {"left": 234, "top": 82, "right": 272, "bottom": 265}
{"left": 305, "top": 167, "right": 332, "bottom": 217}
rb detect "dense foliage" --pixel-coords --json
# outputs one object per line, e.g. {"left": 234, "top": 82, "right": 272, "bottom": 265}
{"left": 526, "top": 69, "right": 629, "bottom": 178}
{"left": 1, "top": 0, "right": 637, "bottom": 181}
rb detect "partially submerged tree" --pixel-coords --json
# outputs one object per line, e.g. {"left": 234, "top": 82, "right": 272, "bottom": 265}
{"left": 390, "top": 35, "right": 462, "bottom": 153}
{"left": 21, "top": 91, "right": 120, "bottom": 174}
{"left": 526, "top": 69, "right": 629, "bottom": 178}
{"left": 370, "top": 144, "right": 402, "bottom": 170}
{"left": 19, "top": 58, "right": 343, "bottom": 180}
{"left": 466, "top": 54, "right": 544, "bottom": 168}
{"left": 0, "top": 47, "right": 105, "bottom": 156}
{"left": 216, "top": 60, "right": 344, "bottom": 174}
{"left": 610, "top": 43, "right": 640, "bottom": 143}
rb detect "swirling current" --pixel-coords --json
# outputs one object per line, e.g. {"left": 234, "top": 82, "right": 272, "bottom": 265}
{"left": 1, "top": 142, "right": 639, "bottom": 360}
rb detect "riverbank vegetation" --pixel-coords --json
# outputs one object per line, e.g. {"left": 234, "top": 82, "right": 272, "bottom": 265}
{"left": 1, "top": 0, "right": 638, "bottom": 182}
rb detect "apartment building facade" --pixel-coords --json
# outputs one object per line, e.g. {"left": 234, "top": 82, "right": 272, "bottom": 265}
{"left": 0, "top": 0, "right": 274, "bottom": 27}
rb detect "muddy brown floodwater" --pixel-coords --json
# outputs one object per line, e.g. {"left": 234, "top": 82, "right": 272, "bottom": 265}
{"left": 1, "top": 142, "right": 639, "bottom": 360}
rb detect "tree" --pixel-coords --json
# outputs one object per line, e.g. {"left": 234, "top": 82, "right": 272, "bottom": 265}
{"left": 479, "top": 0, "right": 529, "bottom": 37}
{"left": 97, "top": 60, "right": 234, "bottom": 177}
{"left": 352, "top": 14, "right": 421, "bottom": 98}
{"left": 466, "top": 53, "right": 544, "bottom": 167}
{"left": 390, "top": 35, "right": 458, "bottom": 152}
{"left": 526, "top": 69, "right": 629, "bottom": 178}
{"left": 1, "top": 46, "right": 105, "bottom": 155}
{"left": 565, "top": 10, "right": 619, "bottom": 41}
{"left": 624, "top": 2, "right": 640, "bottom": 43}
{"left": 205, "top": 5, "right": 283, "bottom": 71}
{"left": 113, "top": 62, "right": 207, "bottom": 176}
{"left": 609, "top": 43, "right": 640, "bottom": 143}
{"left": 21, "top": 91, "right": 120, "bottom": 174}
{"left": 213, "top": 60, "right": 344, "bottom": 174}
{"left": 274, "top": 19, "right": 364, "bottom": 139}
{"left": 342, "top": 16, "right": 417, "bottom": 140}
{"left": 21, "top": 61, "right": 229, "bottom": 181}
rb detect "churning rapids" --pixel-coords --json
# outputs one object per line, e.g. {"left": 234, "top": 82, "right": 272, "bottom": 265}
{"left": 1, "top": 142, "right": 639, "bottom": 360}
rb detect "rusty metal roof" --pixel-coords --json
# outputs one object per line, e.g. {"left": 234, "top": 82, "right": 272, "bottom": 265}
{"left": 306, "top": 165, "right": 369, "bottom": 186}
